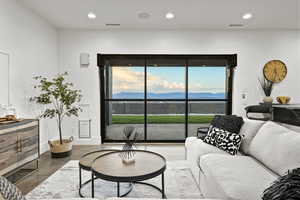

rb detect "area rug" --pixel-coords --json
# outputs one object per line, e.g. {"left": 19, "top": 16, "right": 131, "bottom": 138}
{"left": 26, "top": 160, "right": 203, "bottom": 199}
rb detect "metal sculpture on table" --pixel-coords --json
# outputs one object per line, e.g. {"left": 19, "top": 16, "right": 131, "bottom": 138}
{"left": 119, "top": 126, "right": 140, "bottom": 164}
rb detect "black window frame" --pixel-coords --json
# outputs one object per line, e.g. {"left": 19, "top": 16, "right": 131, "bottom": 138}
{"left": 98, "top": 54, "right": 237, "bottom": 143}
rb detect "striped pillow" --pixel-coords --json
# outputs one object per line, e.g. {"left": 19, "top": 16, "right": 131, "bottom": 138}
{"left": 0, "top": 176, "right": 26, "bottom": 200}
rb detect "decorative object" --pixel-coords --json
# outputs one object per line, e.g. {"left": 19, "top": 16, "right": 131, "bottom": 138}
{"left": 245, "top": 105, "right": 272, "bottom": 121}
{"left": 0, "top": 115, "right": 22, "bottom": 124}
{"left": 203, "top": 126, "right": 242, "bottom": 155}
{"left": 210, "top": 115, "right": 244, "bottom": 133}
{"left": 259, "top": 76, "right": 274, "bottom": 103}
{"left": 119, "top": 127, "right": 139, "bottom": 164}
{"left": 263, "top": 60, "right": 287, "bottom": 83}
{"left": 262, "top": 168, "right": 300, "bottom": 200}
{"left": 30, "top": 72, "right": 82, "bottom": 158}
{"left": 0, "top": 176, "right": 26, "bottom": 200}
{"left": 276, "top": 96, "right": 291, "bottom": 104}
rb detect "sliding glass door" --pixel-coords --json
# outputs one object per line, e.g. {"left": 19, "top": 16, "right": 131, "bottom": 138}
{"left": 99, "top": 55, "right": 236, "bottom": 142}
{"left": 146, "top": 59, "right": 186, "bottom": 140}
{"left": 187, "top": 64, "right": 227, "bottom": 137}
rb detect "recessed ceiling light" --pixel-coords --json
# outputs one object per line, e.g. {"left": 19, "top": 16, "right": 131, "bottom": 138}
{"left": 243, "top": 13, "right": 253, "bottom": 20}
{"left": 88, "top": 12, "right": 96, "bottom": 19}
{"left": 138, "top": 12, "right": 151, "bottom": 19}
{"left": 165, "top": 12, "right": 175, "bottom": 19}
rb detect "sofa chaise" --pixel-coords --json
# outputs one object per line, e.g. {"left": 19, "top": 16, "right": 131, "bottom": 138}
{"left": 185, "top": 119, "right": 300, "bottom": 200}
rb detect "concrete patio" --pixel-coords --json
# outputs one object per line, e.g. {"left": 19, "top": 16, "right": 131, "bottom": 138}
{"left": 105, "top": 123, "right": 210, "bottom": 141}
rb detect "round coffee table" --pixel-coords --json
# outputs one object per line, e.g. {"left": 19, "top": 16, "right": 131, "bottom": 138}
{"left": 79, "top": 149, "right": 118, "bottom": 197}
{"left": 91, "top": 150, "right": 166, "bottom": 199}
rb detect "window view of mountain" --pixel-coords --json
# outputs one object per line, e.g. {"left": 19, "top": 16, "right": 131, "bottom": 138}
{"left": 111, "top": 66, "right": 226, "bottom": 99}
{"left": 113, "top": 92, "right": 226, "bottom": 99}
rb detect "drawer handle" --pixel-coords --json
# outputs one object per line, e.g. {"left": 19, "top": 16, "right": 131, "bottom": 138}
{"left": 0, "top": 139, "right": 5, "bottom": 143}
{"left": 20, "top": 140, "right": 22, "bottom": 152}
{"left": 16, "top": 136, "right": 21, "bottom": 152}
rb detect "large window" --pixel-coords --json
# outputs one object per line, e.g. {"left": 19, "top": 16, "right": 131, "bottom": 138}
{"left": 98, "top": 55, "right": 236, "bottom": 142}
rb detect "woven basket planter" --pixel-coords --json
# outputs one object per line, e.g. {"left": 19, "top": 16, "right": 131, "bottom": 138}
{"left": 48, "top": 136, "right": 73, "bottom": 158}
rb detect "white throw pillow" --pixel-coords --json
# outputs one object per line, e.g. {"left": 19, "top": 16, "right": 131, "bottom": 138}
{"left": 249, "top": 121, "right": 300, "bottom": 176}
{"left": 239, "top": 119, "right": 266, "bottom": 154}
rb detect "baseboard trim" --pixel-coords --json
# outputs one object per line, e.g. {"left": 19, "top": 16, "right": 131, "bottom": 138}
{"left": 40, "top": 142, "right": 49, "bottom": 154}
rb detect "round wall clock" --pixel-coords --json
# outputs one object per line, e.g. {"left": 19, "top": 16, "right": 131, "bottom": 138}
{"left": 263, "top": 60, "right": 287, "bottom": 83}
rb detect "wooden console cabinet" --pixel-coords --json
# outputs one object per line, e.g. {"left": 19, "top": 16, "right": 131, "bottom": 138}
{"left": 0, "top": 119, "right": 39, "bottom": 176}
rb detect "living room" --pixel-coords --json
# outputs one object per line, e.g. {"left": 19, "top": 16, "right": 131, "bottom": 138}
{"left": 0, "top": 0, "right": 300, "bottom": 200}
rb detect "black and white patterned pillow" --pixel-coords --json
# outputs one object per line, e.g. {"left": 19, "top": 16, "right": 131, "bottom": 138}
{"left": 0, "top": 176, "right": 26, "bottom": 200}
{"left": 203, "top": 126, "right": 242, "bottom": 155}
{"left": 211, "top": 115, "right": 244, "bottom": 133}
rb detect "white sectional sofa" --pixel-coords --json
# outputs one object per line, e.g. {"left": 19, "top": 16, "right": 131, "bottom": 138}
{"left": 185, "top": 119, "right": 300, "bottom": 200}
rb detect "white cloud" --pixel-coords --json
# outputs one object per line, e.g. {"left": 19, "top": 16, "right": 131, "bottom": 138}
{"left": 112, "top": 67, "right": 144, "bottom": 93}
{"left": 112, "top": 67, "right": 224, "bottom": 94}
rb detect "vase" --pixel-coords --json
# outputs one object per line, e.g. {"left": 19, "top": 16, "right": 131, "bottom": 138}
{"left": 119, "top": 142, "right": 136, "bottom": 164}
{"left": 263, "top": 96, "right": 273, "bottom": 104}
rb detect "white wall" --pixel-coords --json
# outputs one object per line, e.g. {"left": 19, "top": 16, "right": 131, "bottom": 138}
{"left": 1, "top": 1, "right": 299, "bottom": 149}
{"left": 0, "top": 0, "right": 59, "bottom": 153}
{"left": 58, "top": 29, "right": 300, "bottom": 144}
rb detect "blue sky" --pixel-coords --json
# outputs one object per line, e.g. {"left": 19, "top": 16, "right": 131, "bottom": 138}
{"left": 112, "top": 66, "right": 226, "bottom": 94}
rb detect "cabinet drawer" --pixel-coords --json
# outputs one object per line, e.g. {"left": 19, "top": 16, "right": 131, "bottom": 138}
{"left": 0, "top": 133, "right": 18, "bottom": 147}
{"left": 19, "top": 126, "right": 39, "bottom": 161}
{"left": 0, "top": 134, "right": 18, "bottom": 171}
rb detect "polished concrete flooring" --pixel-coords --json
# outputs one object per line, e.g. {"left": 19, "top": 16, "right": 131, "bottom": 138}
{"left": 17, "top": 144, "right": 185, "bottom": 195}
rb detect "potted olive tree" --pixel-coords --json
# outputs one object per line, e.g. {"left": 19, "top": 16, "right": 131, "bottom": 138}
{"left": 31, "top": 72, "right": 82, "bottom": 158}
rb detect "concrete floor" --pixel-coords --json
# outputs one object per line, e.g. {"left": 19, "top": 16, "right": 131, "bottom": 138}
{"left": 106, "top": 123, "right": 209, "bottom": 140}
{"left": 16, "top": 144, "right": 185, "bottom": 195}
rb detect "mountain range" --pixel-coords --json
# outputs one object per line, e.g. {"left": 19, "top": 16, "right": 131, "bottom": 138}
{"left": 112, "top": 92, "right": 225, "bottom": 99}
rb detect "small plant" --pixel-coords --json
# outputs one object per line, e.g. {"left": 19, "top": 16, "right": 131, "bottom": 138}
{"left": 30, "top": 72, "right": 82, "bottom": 145}
{"left": 259, "top": 76, "right": 274, "bottom": 97}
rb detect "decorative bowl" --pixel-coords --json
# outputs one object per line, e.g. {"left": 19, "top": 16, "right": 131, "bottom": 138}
{"left": 276, "top": 96, "right": 291, "bottom": 104}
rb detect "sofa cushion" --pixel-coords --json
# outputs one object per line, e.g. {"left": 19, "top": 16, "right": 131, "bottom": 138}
{"left": 185, "top": 137, "right": 243, "bottom": 184}
{"left": 199, "top": 154, "right": 278, "bottom": 200}
{"left": 210, "top": 115, "right": 244, "bottom": 133}
{"left": 249, "top": 121, "right": 300, "bottom": 176}
{"left": 239, "top": 119, "right": 266, "bottom": 154}
{"left": 203, "top": 126, "right": 242, "bottom": 155}
{"left": 186, "top": 137, "right": 236, "bottom": 164}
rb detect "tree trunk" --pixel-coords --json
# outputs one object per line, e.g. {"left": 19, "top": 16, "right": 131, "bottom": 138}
{"left": 58, "top": 116, "right": 63, "bottom": 144}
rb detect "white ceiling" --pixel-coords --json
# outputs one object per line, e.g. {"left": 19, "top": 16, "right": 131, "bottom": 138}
{"left": 20, "top": 0, "right": 300, "bottom": 30}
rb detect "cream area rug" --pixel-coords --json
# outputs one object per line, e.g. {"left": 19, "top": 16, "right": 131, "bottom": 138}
{"left": 26, "top": 160, "right": 202, "bottom": 199}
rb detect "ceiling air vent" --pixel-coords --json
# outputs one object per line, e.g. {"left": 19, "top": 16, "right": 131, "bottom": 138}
{"left": 229, "top": 24, "right": 244, "bottom": 27}
{"left": 105, "top": 23, "right": 121, "bottom": 27}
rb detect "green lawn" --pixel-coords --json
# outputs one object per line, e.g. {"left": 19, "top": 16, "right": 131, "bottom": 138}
{"left": 112, "top": 115, "right": 214, "bottom": 124}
